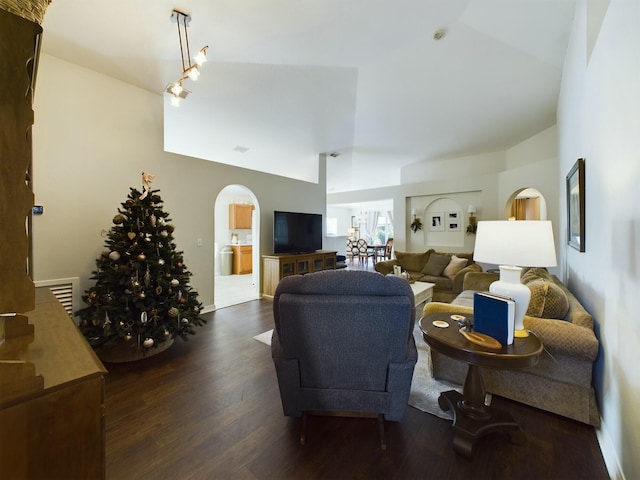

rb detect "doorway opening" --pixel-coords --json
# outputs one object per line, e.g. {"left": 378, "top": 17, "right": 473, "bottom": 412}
{"left": 214, "top": 185, "right": 260, "bottom": 309}
{"left": 505, "top": 188, "right": 548, "bottom": 220}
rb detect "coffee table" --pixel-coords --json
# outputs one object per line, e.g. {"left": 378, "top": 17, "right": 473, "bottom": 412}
{"left": 419, "top": 312, "right": 543, "bottom": 459}
{"left": 410, "top": 281, "right": 435, "bottom": 314}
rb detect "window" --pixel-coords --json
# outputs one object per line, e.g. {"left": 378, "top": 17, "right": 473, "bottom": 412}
{"left": 326, "top": 217, "right": 338, "bottom": 236}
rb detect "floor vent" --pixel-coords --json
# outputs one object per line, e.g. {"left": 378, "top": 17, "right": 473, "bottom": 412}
{"left": 34, "top": 277, "right": 80, "bottom": 319}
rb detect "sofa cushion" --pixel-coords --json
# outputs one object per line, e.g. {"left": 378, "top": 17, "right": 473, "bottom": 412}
{"left": 418, "top": 275, "right": 453, "bottom": 291}
{"left": 395, "top": 251, "right": 430, "bottom": 272}
{"left": 442, "top": 255, "right": 468, "bottom": 279}
{"left": 421, "top": 253, "right": 451, "bottom": 276}
{"left": 526, "top": 278, "right": 570, "bottom": 319}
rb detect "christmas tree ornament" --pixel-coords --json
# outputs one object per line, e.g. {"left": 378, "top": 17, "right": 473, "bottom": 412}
{"left": 137, "top": 254, "right": 146, "bottom": 261}
{"left": 113, "top": 214, "right": 125, "bottom": 224}
{"left": 127, "top": 232, "right": 136, "bottom": 240}
{"left": 160, "top": 230, "right": 169, "bottom": 238}
{"left": 143, "top": 338, "right": 154, "bottom": 348}
{"left": 168, "top": 307, "right": 179, "bottom": 318}
{"left": 155, "top": 286, "right": 162, "bottom": 295}
{"left": 124, "top": 333, "right": 133, "bottom": 342}
{"left": 171, "top": 279, "right": 179, "bottom": 287}
{"left": 158, "top": 258, "right": 165, "bottom": 266}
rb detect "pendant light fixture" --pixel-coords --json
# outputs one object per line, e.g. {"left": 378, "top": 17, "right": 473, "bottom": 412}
{"left": 165, "top": 9, "right": 208, "bottom": 106}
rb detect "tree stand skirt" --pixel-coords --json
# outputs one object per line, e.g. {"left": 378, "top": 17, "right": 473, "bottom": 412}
{"left": 97, "top": 337, "right": 174, "bottom": 363}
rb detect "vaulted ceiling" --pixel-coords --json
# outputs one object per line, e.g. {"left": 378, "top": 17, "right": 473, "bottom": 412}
{"left": 41, "top": 0, "right": 576, "bottom": 193}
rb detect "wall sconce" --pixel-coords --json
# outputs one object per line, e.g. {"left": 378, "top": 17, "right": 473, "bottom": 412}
{"left": 410, "top": 208, "right": 422, "bottom": 233}
{"left": 466, "top": 205, "right": 478, "bottom": 235}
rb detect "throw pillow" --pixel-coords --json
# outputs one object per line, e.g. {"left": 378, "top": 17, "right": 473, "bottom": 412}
{"left": 421, "top": 253, "right": 451, "bottom": 276}
{"left": 526, "top": 278, "right": 570, "bottom": 319}
{"left": 395, "top": 251, "right": 430, "bottom": 272}
{"left": 521, "top": 267, "right": 551, "bottom": 284}
{"left": 442, "top": 255, "right": 468, "bottom": 279}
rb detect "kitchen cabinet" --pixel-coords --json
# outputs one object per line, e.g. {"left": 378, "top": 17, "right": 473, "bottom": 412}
{"left": 229, "top": 204, "right": 254, "bottom": 229}
{"left": 231, "top": 245, "right": 252, "bottom": 274}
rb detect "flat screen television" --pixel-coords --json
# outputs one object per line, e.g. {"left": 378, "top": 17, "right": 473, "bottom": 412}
{"left": 274, "top": 211, "right": 323, "bottom": 254}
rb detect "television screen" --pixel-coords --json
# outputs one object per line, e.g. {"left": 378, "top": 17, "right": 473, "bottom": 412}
{"left": 274, "top": 211, "right": 323, "bottom": 254}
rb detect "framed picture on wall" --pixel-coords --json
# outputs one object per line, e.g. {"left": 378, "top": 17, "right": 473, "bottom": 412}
{"left": 429, "top": 212, "right": 444, "bottom": 231}
{"left": 446, "top": 211, "right": 461, "bottom": 231}
{"left": 566, "top": 158, "right": 585, "bottom": 252}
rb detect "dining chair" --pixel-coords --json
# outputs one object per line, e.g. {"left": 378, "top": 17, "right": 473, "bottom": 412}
{"left": 346, "top": 239, "right": 356, "bottom": 264}
{"left": 383, "top": 238, "right": 394, "bottom": 261}
{"left": 357, "top": 239, "right": 373, "bottom": 265}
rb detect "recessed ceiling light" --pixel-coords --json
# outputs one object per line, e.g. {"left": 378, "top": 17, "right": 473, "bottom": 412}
{"left": 433, "top": 29, "right": 446, "bottom": 41}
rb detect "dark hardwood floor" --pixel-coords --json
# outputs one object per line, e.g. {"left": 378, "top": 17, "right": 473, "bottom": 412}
{"left": 104, "top": 299, "right": 609, "bottom": 479}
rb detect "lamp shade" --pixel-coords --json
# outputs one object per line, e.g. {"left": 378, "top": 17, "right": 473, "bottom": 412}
{"left": 468, "top": 205, "right": 477, "bottom": 214}
{"left": 473, "top": 221, "right": 557, "bottom": 267}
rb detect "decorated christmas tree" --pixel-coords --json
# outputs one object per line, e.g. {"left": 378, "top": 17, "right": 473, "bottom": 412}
{"left": 77, "top": 173, "right": 204, "bottom": 357}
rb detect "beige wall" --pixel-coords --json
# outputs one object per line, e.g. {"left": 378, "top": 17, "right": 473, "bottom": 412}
{"left": 32, "top": 54, "right": 326, "bottom": 309}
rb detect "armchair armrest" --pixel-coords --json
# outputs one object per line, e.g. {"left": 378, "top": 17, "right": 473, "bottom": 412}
{"left": 451, "top": 263, "right": 483, "bottom": 294}
{"left": 462, "top": 271, "right": 499, "bottom": 292}
{"left": 374, "top": 259, "right": 399, "bottom": 276}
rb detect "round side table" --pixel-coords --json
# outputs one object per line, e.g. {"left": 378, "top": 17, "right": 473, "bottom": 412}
{"left": 419, "top": 312, "right": 543, "bottom": 459}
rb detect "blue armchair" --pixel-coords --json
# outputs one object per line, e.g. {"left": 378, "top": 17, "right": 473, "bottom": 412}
{"left": 271, "top": 270, "right": 417, "bottom": 448}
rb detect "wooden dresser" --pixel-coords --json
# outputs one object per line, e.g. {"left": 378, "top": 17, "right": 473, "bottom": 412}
{"left": 262, "top": 251, "right": 337, "bottom": 298}
{"left": 0, "top": 288, "right": 107, "bottom": 479}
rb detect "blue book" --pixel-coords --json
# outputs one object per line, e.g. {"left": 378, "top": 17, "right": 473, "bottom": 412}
{"left": 473, "top": 292, "right": 515, "bottom": 346}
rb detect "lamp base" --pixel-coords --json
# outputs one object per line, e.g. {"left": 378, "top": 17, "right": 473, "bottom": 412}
{"left": 489, "top": 266, "right": 531, "bottom": 343}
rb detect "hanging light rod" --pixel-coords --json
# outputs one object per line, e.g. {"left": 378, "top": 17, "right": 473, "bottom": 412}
{"left": 165, "top": 9, "right": 209, "bottom": 106}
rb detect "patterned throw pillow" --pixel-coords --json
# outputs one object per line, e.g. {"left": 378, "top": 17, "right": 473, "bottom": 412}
{"left": 526, "top": 278, "right": 570, "bottom": 319}
{"left": 442, "top": 255, "right": 468, "bottom": 279}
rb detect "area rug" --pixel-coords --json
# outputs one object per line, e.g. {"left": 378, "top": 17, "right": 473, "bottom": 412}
{"left": 252, "top": 325, "right": 459, "bottom": 420}
{"left": 253, "top": 329, "right": 273, "bottom": 346}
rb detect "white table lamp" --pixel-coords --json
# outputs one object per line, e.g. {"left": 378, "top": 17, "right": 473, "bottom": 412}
{"left": 473, "top": 221, "right": 557, "bottom": 338}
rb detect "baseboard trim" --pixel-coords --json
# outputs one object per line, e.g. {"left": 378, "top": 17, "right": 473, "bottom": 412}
{"left": 596, "top": 417, "right": 626, "bottom": 480}
{"left": 201, "top": 304, "right": 215, "bottom": 314}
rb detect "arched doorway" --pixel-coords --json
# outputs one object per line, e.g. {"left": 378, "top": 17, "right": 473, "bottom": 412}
{"left": 214, "top": 185, "right": 260, "bottom": 309}
{"left": 504, "top": 188, "right": 548, "bottom": 220}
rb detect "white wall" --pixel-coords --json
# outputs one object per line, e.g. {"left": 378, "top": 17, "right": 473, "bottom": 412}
{"left": 328, "top": 132, "right": 558, "bottom": 257}
{"left": 32, "top": 54, "right": 327, "bottom": 309}
{"left": 558, "top": 1, "right": 639, "bottom": 478}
